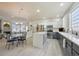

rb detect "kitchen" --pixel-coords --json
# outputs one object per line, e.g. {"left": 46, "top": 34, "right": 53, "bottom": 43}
{"left": 0, "top": 2, "right": 79, "bottom": 56}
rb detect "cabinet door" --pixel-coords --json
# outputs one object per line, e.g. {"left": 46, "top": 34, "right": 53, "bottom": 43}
{"left": 65, "top": 39, "right": 72, "bottom": 56}
{"left": 72, "top": 50, "right": 79, "bottom": 56}
{"left": 73, "top": 43, "right": 79, "bottom": 56}
{"left": 66, "top": 39, "right": 72, "bottom": 46}
{"left": 66, "top": 44, "right": 72, "bottom": 56}
{"left": 52, "top": 32, "right": 57, "bottom": 39}
{"left": 58, "top": 36, "right": 63, "bottom": 49}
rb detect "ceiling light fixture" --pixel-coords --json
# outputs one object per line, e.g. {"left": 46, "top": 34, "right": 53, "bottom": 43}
{"left": 60, "top": 3, "right": 64, "bottom": 7}
{"left": 36, "top": 9, "right": 40, "bottom": 13}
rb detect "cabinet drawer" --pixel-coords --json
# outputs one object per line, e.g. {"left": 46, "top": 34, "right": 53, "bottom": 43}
{"left": 73, "top": 43, "right": 79, "bottom": 55}
{"left": 73, "top": 50, "right": 79, "bottom": 56}
{"left": 66, "top": 39, "right": 72, "bottom": 46}
{"left": 66, "top": 45, "right": 71, "bottom": 56}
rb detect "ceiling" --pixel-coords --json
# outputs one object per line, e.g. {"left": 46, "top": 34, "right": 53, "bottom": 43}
{"left": 0, "top": 2, "right": 73, "bottom": 21}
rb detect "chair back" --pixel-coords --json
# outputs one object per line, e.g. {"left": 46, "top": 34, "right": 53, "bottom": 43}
{"left": 6, "top": 34, "right": 11, "bottom": 40}
{"left": 22, "top": 32, "right": 27, "bottom": 40}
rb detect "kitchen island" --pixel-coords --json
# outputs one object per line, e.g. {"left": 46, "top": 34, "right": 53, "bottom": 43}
{"left": 33, "top": 32, "right": 47, "bottom": 48}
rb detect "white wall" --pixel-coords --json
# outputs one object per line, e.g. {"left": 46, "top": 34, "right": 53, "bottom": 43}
{"left": 62, "top": 12, "right": 69, "bottom": 32}
{"left": 29, "top": 18, "right": 63, "bottom": 32}
{"left": 30, "top": 18, "right": 62, "bottom": 27}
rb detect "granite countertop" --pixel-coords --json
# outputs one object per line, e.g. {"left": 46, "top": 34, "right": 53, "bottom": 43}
{"left": 59, "top": 32, "right": 79, "bottom": 46}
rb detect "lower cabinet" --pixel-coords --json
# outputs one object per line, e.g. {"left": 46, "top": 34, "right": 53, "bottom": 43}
{"left": 65, "top": 45, "right": 71, "bottom": 56}
{"left": 58, "top": 33, "right": 79, "bottom": 56}
{"left": 58, "top": 36, "right": 63, "bottom": 48}
{"left": 65, "top": 39, "right": 79, "bottom": 56}
{"left": 66, "top": 40, "right": 79, "bottom": 56}
{"left": 72, "top": 50, "right": 79, "bottom": 56}
{"left": 72, "top": 43, "right": 79, "bottom": 56}
{"left": 53, "top": 32, "right": 61, "bottom": 39}
{"left": 65, "top": 39, "right": 72, "bottom": 56}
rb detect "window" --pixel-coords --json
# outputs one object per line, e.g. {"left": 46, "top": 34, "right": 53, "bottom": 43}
{"left": 12, "top": 22, "right": 27, "bottom": 32}
{"left": 71, "top": 5, "right": 79, "bottom": 32}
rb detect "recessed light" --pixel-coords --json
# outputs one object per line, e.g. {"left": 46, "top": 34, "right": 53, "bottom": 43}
{"left": 60, "top": 3, "right": 64, "bottom": 7}
{"left": 36, "top": 9, "right": 40, "bottom": 13}
{"left": 16, "top": 22, "right": 19, "bottom": 24}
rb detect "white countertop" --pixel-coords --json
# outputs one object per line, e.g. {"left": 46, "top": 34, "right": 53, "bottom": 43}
{"left": 33, "top": 32, "right": 47, "bottom": 35}
{"left": 59, "top": 32, "right": 79, "bottom": 46}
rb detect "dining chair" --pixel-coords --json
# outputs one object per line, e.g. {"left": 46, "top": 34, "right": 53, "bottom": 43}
{"left": 17, "top": 32, "right": 27, "bottom": 46}
{"left": 5, "top": 34, "right": 17, "bottom": 49}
